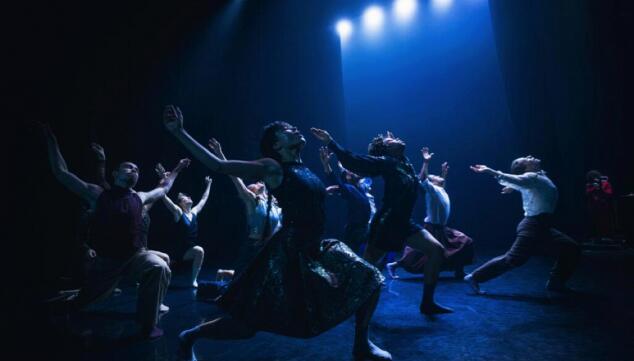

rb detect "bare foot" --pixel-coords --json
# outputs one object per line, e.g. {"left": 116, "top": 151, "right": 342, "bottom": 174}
{"left": 420, "top": 302, "right": 454, "bottom": 315}
{"left": 464, "top": 274, "right": 486, "bottom": 295}
{"left": 353, "top": 340, "right": 392, "bottom": 361}
{"left": 386, "top": 262, "right": 399, "bottom": 279}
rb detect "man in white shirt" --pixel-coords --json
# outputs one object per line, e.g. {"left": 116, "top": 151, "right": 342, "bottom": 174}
{"left": 465, "top": 155, "right": 580, "bottom": 294}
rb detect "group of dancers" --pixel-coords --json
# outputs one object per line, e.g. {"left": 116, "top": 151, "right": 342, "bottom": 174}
{"left": 39, "top": 104, "right": 581, "bottom": 360}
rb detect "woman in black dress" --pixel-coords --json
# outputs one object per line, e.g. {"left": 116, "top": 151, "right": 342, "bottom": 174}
{"left": 163, "top": 105, "right": 389, "bottom": 361}
{"left": 311, "top": 129, "right": 452, "bottom": 315}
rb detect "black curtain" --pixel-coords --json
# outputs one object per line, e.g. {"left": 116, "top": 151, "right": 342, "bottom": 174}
{"left": 488, "top": 0, "right": 634, "bottom": 234}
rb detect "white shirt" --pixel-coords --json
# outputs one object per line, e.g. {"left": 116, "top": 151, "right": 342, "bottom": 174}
{"left": 248, "top": 197, "right": 282, "bottom": 239}
{"left": 419, "top": 178, "right": 451, "bottom": 225}
{"left": 497, "top": 171, "right": 558, "bottom": 217}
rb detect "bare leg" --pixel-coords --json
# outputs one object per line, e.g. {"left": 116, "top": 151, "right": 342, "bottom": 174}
{"left": 405, "top": 230, "right": 452, "bottom": 314}
{"left": 178, "top": 316, "right": 255, "bottom": 360}
{"left": 353, "top": 288, "right": 392, "bottom": 361}
{"left": 385, "top": 261, "right": 400, "bottom": 279}
{"left": 183, "top": 246, "right": 205, "bottom": 288}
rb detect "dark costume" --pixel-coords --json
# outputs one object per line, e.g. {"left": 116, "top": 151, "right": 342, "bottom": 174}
{"left": 174, "top": 213, "right": 199, "bottom": 259}
{"left": 327, "top": 169, "right": 373, "bottom": 251}
{"left": 328, "top": 141, "right": 422, "bottom": 251}
{"left": 218, "top": 162, "right": 383, "bottom": 338}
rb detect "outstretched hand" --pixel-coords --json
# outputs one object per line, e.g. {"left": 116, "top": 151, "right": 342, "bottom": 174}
{"left": 207, "top": 138, "right": 224, "bottom": 157}
{"left": 163, "top": 105, "right": 183, "bottom": 133}
{"left": 441, "top": 162, "right": 449, "bottom": 175}
{"left": 174, "top": 158, "right": 191, "bottom": 172}
{"left": 421, "top": 147, "right": 434, "bottom": 162}
{"left": 204, "top": 176, "right": 213, "bottom": 186}
{"left": 318, "top": 146, "right": 332, "bottom": 165}
{"left": 155, "top": 163, "right": 172, "bottom": 180}
{"left": 470, "top": 164, "right": 492, "bottom": 174}
{"left": 310, "top": 128, "right": 333, "bottom": 144}
{"left": 90, "top": 143, "right": 106, "bottom": 161}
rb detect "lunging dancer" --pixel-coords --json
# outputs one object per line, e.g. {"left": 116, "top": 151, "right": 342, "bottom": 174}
{"left": 319, "top": 146, "right": 375, "bottom": 253}
{"left": 163, "top": 106, "right": 389, "bottom": 361}
{"left": 464, "top": 156, "right": 581, "bottom": 294}
{"left": 387, "top": 147, "right": 474, "bottom": 280}
{"left": 40, "top": 123, "right": 188, "bottom": 338}
{"left": 311, "top": 129, "right": 452, "bottom": 315}
{"left": 161, "top": 176, "right": 211, "bottom": 288}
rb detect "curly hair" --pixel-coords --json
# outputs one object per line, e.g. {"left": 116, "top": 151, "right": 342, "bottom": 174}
{"left": 368, "top": 134, "right": 388, "bottom": 156}
{"left": 260, "top": 121, "right": 292, "bottom": 161}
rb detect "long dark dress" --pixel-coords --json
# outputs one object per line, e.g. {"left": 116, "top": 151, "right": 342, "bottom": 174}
{"left": 328, "top": 141, "right": 422, "bottom": 251}
{"left": 218, "top": 162, "right": 384, "bottom": 338}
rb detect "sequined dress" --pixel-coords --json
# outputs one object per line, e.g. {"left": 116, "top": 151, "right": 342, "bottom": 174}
{"left": 218, "top": 162, "right": 384, "bottom": 338}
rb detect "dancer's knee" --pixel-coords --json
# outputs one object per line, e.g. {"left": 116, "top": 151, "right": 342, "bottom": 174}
{"left": 504, "top": 254, "right": 528, "bottom": 268}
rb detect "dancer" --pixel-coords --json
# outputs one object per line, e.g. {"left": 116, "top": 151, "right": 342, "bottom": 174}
{"left": 585, "top": 170, "right": 615, "bottom": 241}
{"left": 207, "top": 138, "right": 282, "bottom": 276}
{"left": 387, "top": 147, "right": 474, "bottom": 279}
{"left": 311, "top": 128, "right": 451, "bottom": 315}
{"left": 92, "top": 144, "right": 172, "bottom": 266}
{"left": 40, "top": 122, "right": 187, "bottom": 338}
{"left": 208, "top": 138, "right": 282, "bottom": 243}
{"left": 465, "top": 156, "right": 581, "bottom": 294}
{"left": 319, "top": 146, "right": 374, "bottom": 253}
{"left": 163, "top": 105, "right": 389, "bottom": 361}
{"left": 161, "top": 176, "right": 212, "bottom": 288}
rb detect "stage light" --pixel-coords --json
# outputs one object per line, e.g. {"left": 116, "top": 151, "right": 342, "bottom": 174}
{"left": 362, "top": 5, "right": 385, "bottom": 33}
{"left": 336, "top": 19, "right": 354, "bottom": 41}
{"left": 393, "top": 0, "right": 418, "bottom": 23}
{"left": 431, "top": 0, "right": 453, "bottom": 14}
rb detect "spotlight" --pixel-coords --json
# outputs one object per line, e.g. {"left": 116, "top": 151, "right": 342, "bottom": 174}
{"left": 362, "top": 5, "right": 385, "bottom": 33}
{"left": 336, "top": 19, "right": 354, "bottom": 41}
{"left": 431, "top": 0, "right": 453, "bottom": 14}
{"left": 393, "top": 0, "right": 417, "bottom": 23}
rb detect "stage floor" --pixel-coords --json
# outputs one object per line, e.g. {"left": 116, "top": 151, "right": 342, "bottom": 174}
{"left": 44, "top": 248, "right": 634, "bottom": 361}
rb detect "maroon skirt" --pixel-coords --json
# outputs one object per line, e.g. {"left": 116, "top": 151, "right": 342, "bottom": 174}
{"left": 397, "top": 223, "right": 474, "bottom": 274}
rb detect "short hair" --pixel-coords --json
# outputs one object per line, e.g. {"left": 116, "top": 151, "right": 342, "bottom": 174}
{"left": 586, "top": 170, "right": 602, "bottom": 182}
{"left": 177, "top": 192, "right": 190, "bottom": 202}
{"left": 510, "top": 158, "right": 528, "bottom": 175}
{"left": 368, "top": 134, "right": 388, "bottom": 156}
{"left": 260, "top": 121, "right": 292, "bottom": 161}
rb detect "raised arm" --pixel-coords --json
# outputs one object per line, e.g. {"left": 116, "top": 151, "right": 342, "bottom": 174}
{"left": 319, "top": 146, "right": 351, "bottom": 197}
{"left": 90, "top": 142, "right": 110, "bottom": 190}
{"left": 440, "top": 161, "right": 449, "bottom": 181}
{"left": 40, "top": 123, "right": 102, "bottom": 204}
{"left": 418, "top": 147, "right": 433, "bottom": 180}
{"left": 191, "top": 176, "right": 212, "bottom": 215}
{"left": 311, "top": 128, "right": 388, "bottom": 176}
{"left": 470, "top": 164, "right": 536, "bottom": 190}
{"left": 164, "top": 105, "right": 282, "bottom": 187}
{"left": 137, "top": 158, "right": 190, "bottom": 205}
{"left": 207, "top": 138, "right": 257, "bottom": 206}
{"left": 162, "top": 193, "right": 183, "bottom": 222}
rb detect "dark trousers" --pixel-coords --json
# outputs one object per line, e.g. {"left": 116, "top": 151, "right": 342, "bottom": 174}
{"left": 472, "top": 214, "right": 580, "bottom": 284}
